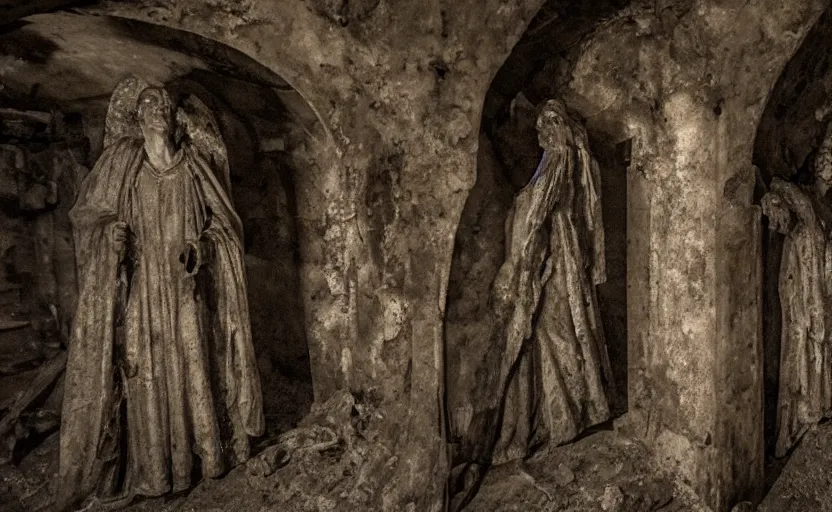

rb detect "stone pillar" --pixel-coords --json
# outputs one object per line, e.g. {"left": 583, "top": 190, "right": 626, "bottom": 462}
{"left": 626, "top": 98, "right": 765, "bottom": 509}
{"left": 715, "top": 162, "right": 764, "bottom": 507}
{"left": 567, "top": 2, "right": 826, "bottom": 510}
{"left": 625, "top": 138, "right": 652, "bottom": 438}
{"left": 642, "top": 97, "right": 723, "bottom": 504}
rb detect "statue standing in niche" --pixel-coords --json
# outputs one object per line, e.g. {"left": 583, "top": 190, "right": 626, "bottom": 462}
{"left": 762, "top": 120, "right": 832, "bottom": 458}
{"left": 57, "top": 77, "right": 264, "bottom": 508}
{"left": 491, "top": 99, "right": 614, "bottom": 463}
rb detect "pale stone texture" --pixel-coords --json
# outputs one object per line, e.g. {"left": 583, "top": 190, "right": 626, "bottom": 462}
{"left": 560, "top": 2, "right": 827, "bottom": 509}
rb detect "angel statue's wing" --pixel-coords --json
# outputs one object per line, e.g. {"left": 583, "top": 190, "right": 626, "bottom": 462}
{"left": 175, "top": 94, "right": 232, "bottom": 196}
{"left": 103, "top": 75, "right": 152, "bottom": 149}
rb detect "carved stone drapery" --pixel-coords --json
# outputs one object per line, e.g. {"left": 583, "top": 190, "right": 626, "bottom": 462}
{"left": 58, "top": 82, "right": 264, "bottom": 509}
{"left": 489, "top": 99, "right": 614, "bottom": 463}
{"left": 761, "top": 120, "right": 832, "bottom": 457}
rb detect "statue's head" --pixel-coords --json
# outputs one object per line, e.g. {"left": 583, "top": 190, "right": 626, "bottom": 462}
{"left": 815, "top": 158, "right": 832, "bottom": 198}
{"left": 812, "top": 121, "right": 832, "bottom": 196}
{"left": 818, "top": 159, "right": 832, "bottom": 184}
{"left": 536, "top": 99, "right": 575, "bottom": 151}
{"left": 136, "top": 87, "right": 173, "bottom": 134}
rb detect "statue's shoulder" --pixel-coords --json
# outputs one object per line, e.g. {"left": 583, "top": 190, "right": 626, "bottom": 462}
{"left": 100, "top": 137, "right": 144, "bottom": 158}
{"left": 180, "top": 142, "right": 214, "bottom": 171}
{"left": 87, "top": 138, "right": 145, "bottom": 183}
{"left": 180, "top": 141, "right": 202, "bottom": 159}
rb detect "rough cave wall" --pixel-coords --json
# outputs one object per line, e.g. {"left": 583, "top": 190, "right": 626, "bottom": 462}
{"left": 444, "top": 134, "right": 514, "bottom": 460}
{"left": 0, "top": 113, "right": 89, "bottom": 343}
{"left": 0, "top": 113, "right": 89, "bottom": 455}
{"left": 236, "top": 153, "right": 308, "bottom": 378}
{"left": 593, "top": 137, "right": 629, "bottom": 404}
{"left": 754, "top": 7, "right": 832, "bottom": 185}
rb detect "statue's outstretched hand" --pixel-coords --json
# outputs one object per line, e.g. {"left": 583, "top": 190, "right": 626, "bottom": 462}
{"left": 180, "top": 237, "right": 213, "bottom": 276}
{"left": 110, "top": 221, "right": 128, "bottom": 260}
{"left": 180, "top": 240, "right": 201, "bottom": 276}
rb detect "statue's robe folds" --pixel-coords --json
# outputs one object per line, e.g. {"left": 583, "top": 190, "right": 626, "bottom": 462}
{"left": 771, "top": 178, "right": 832, "bottom": 457}
{"left": 491, "top": 142, "right": 613, "bottom": 464}
{"left": 58, "top": 138, "right": 264, "bottom": 506}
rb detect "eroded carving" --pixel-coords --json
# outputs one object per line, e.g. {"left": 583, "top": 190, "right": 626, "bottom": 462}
{"left": 762, "top": 120, "right": 832, "bottom": 457}
{"left": 58, "top": 77, "right": 264, "bottom": 508}
{"left": 491, "top": 99, "right": 614, "bottom": 463}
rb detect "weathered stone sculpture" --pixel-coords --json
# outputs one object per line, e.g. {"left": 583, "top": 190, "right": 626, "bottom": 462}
{"left": 762, "top": 120, "right": 832, "bottom": 458}
{"left": 491, "top": 99, "right": 613, "bottom": 463}
{"left": 57, "top": 77, "right": 264, "bottom": 508}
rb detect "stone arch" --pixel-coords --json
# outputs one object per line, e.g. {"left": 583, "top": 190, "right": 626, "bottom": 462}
{"left": 0, "top": 9, "right": 345, "bottom": 443}
{"left": 85, "top": 8, "right": 357, "bottom": 407}
{"left": 444, "top": 3, "right": 634, "bottom": 508}
{"left": 82, "top": 2, "right": 375, "bottom": 405}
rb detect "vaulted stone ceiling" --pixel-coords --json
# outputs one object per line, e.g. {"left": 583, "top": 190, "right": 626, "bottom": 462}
{"left": 0, "top": 12, "right": 208, "bottom": 102}
{"left": 0, "top": 10, "right": 322, "bottom": 155}
{"left": 0, "top": 0, "right": 86, "bottom": 25}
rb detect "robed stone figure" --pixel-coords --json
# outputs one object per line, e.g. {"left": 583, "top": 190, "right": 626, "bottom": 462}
{"left": 762, "top": 120, "right": 832, "bottom": 457}
{"left": 491, "top": 99, "right": 614, "bottom": 463}
{"left": 57, "top": 78, "right": 264, "bottom": 508}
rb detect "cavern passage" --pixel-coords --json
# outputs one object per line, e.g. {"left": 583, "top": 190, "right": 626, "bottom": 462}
{"left": 2, "top": 0, "right": 832, "bottom": 511}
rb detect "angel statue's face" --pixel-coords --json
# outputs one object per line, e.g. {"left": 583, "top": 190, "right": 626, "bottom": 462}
{"left": 136, "top": 87, "right": 173, "bottom": 133}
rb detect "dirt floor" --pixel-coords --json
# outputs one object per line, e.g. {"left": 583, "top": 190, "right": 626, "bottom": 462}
{"left": 1, "top": 416, "right": 710, "bottom": 512}
{"left": 463, "top": 428, "right": 710, "bottom": 512}
{"left": 0, "top": 367, "right": 313, "bottom": 512}
{"left": 6, "top": 396, "right": 832, "bottom": 511}
{"left": 759, "top": 420, "right": 832, "bottom": 512}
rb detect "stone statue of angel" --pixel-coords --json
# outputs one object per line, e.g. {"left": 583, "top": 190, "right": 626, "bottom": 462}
{"left": 762, "top": 120, "right": 832, "bottom": 458}
{"left": 490, "top": 99, "right": 614, "bottom": 463}
{"left": 57, "top": 76, "right": 264, "bottom": 508}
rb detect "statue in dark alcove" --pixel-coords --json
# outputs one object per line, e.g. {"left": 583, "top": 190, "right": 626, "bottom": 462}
{"left": 491, "top": 99, "right": 614, "bottom": 463}
{"left": 57, "top": 76, "right": 264, "bottom": 508}
{"left": 762, "top": 120, "right": 832, "bottom": 458}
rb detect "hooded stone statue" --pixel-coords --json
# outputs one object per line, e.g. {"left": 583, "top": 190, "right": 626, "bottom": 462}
{"left": 491, "top": 99, "right": 614, "bottom": 463}
{"left": 57, "top": 78, "right": 264, "bottom": 508}
{"left": 762, "top": 120, "right": 832, "bottom": 458}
